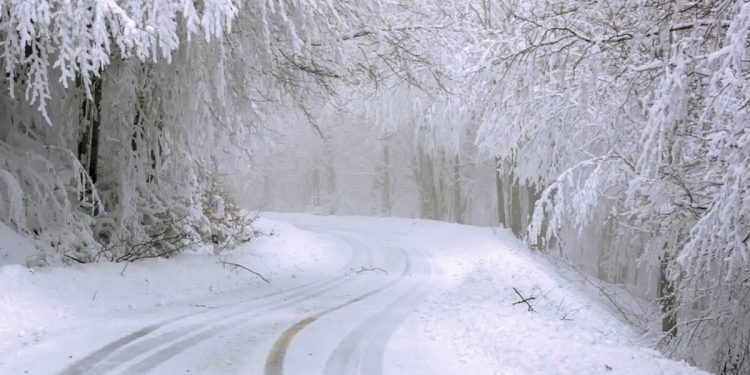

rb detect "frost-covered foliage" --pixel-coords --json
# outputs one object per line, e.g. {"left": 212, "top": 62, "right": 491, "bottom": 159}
{"left": 2, "top": 0, "right": 748, "bottom": 372}
{"left": 0, "top": 0, "right": 237, "bottom": 120}
{"left": 0, "top": 0, "right": 240, "bottom": 263}
{"left": 459, "top": 1, "right": 750, "bottom": 373}
{"left": 0, "top": 0, "right": 455, "bottom": 264}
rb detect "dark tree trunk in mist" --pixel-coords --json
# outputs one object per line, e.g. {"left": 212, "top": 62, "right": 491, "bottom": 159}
{"left": 76, "top": 76, "right": 90, "bottom": 170}
{"left": 88, "top": 76, "right": 102, "bottom": 185}
{"left": 509, "top": 169, "right": 523, "bottom": 236}
{"left": 75, "top": 75, "right": 102, "bottom": 213}
{"left": 527, "top": 184, "right": 539, "bottom": 228}
{"left": 495, "top": 158, "right": 506, "bottom": 226}
{"left": 382, "top": 144, "right": 392, "bottom": 215}
{"left": 452, "top": 154, "right": 463, "bottom": 224}
{"left": 312, "top": 165, "right": 321, "bottom": 207}
{"left": 416, "top": 148, "right": 440, "bottom": 220}
{"left": 325, "top": 143, "right": 337, "bottom": 214}
{"left": 659, "top": 251, "right": 677, "bottom": 338}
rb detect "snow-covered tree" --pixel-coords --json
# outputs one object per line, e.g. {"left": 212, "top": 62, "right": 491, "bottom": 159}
{"left": 3, "top": 0, "right": 748, "bottom": 372}
{"left": 462, "top": 1, "right": 750, "bottom": 372}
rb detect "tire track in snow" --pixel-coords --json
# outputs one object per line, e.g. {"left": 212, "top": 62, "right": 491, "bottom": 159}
{"left": 61, "top": 229, "right": 371, "bottom": 375}
{"left": 120, "top": 229, "right": 397, "bottom": 374}
{"left": 264, "top": 247, "right": 423, "bottom": 375}
{"left": 323, "top": 250, "right": 431, "bottom": 375}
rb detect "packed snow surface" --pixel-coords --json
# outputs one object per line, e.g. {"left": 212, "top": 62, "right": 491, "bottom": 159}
{"left": 0, "top": 214, "right": 708, "bottom": 374}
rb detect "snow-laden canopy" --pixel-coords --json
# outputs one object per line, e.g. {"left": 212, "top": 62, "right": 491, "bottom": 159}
{"left": 1, "top": 0, "right": 749, "bottom": 373}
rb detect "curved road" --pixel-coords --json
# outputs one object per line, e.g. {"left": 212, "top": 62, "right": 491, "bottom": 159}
{"left": 61, "top": 220, "right": 434, "bottom": 374}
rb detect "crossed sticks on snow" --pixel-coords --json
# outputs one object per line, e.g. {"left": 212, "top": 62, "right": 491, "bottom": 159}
{"left": 512, "top": 287, "right": 536, "bottom": 312}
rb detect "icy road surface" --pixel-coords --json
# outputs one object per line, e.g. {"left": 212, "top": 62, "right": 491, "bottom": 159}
{"left": 0, "top": 214, "right": 707, "bottom": 374}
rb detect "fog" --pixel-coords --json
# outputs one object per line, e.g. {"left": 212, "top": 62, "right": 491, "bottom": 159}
{"left": 223, "top": 94, "right": 501, "bottom": 226}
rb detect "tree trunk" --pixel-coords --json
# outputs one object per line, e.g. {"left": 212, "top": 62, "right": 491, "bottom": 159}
{"left": 325, "top": 143, "right": 337, "bottom": 214}
{"left": 416, "top": 148, "right": 439, "bottom": 220}
{"left": 481, "top": 0, "right": 491, "bottom": 28}
{"left": 88, "top": 76, "right": 102, "bottom": 185}
{"left": 76, "top": 76, "right": 90, "bottom": 204}
{"left": 526, "top": 184, "right": 539, "bottom": 229}
{"left": 495, "top": 158, "right": 506, "bottom": 226}
{"left": 76, "top": 75, "right": 102, "bottom": 213}
{"left": 658, "top": 251, "right": 677, "bottom": 338}
{"left": 311, "top": 164, "right": 321, "bottom": 207}
{"left": 382, "top": 144, "right": 392, "bottom": 215}
{"left": 509, "top": 169, "right": 523, "bottom": 236}
{"left": 452, "top": 154, "right": 463, "bottom": 224}
{"left": 76, "top": 85, "right": 90, "bottom": 166}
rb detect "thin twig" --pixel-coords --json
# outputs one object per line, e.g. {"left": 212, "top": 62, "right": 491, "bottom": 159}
{"left": 120, "top": 261, "right": 130, "bottom": 276}
{"left": 64, "top": 253, "right": 86, "bottom": 264}
{"left": 217, "top": 261, "right": 270, "bottom": 284}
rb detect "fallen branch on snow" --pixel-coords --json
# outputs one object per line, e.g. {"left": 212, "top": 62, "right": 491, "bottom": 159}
{"left": 512, "top": 287, "right": 536, "bottom": 312}
{"left": 217, "top": 261, "right": 270, "bottom": 284}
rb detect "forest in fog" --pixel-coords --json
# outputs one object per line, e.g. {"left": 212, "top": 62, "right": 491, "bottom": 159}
{"left": 1, "top": 0, "right": 748, "bottom": 373}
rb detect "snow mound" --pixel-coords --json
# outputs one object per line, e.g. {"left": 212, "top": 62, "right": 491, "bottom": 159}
{"left": 392, "top": 223, "right": 709, "bottom": 375}
{"left": 0, "top": 223, "right": 37, "bottom": 266}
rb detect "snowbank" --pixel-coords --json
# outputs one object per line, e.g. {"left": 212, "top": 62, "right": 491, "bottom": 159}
{"left": 389, "top": 222, "right": 708, "bottom": 375}
{"left": 0, "top": 222, "right": 37, "bottom": 266}
{"left": 0, "top": 218, "right": 345, "bottom": 358}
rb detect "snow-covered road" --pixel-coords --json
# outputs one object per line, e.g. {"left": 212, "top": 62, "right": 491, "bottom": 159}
{"left": 0, "top": 214, "right": 709, "bottom": 374}
{"left": 60, "top": 225, "right": 428, "bottom": 374}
